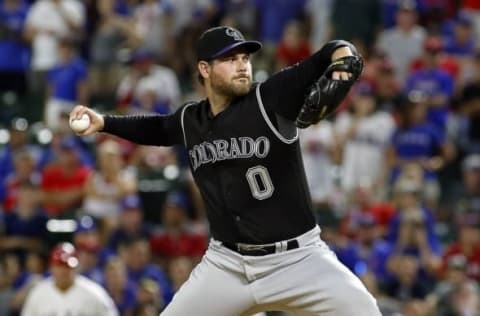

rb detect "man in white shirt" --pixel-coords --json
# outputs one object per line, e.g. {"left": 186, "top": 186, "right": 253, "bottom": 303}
{"left": 24, "top": 0, "right": 85, "bottom": 93}
{"left": 375, "top": 0, "right": 426, "bottom": 84}
{"left": 21, "top": 242, "right": 118, "bottom": 316}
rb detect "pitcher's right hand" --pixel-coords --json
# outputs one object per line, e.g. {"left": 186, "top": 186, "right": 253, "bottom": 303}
{"left": 69, "top": 105, "right": 105, "bottom": 136}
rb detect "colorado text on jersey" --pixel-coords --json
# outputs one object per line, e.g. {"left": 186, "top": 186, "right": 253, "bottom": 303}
{"left": 188, "top": 136, "right": 270, "bottom": 171}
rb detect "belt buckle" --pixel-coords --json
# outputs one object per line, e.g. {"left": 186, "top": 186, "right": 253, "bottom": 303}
{"left": 237, "top": 243, "right": 269, "bottom": 254}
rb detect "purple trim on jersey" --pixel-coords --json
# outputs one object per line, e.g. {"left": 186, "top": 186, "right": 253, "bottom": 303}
{"left": 210, "top": 41, "right": 262, "bottom": 59}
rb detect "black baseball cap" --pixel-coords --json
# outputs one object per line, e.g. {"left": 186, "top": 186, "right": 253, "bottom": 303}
{"left": 196, "top": 26, "right": 262, "bottom": 62}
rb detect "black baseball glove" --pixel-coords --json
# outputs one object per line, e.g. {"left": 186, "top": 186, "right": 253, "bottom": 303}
{"left": 295, "top": 55, "right": 364, "bottom": 129}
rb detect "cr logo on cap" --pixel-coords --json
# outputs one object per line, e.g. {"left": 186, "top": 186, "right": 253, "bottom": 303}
{"left": 226, "top": 27, "right": 244, "bottom": 41}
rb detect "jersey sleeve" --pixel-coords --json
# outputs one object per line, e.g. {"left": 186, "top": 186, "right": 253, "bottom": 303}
{"left": 258, "top": 40, "right": 357, "bottom": 121}
{"left": 102, "top": 103, "right": 189, "bottom": 146}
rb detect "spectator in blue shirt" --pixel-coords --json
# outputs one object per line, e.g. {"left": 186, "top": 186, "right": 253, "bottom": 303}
{"left": 108, "top": 195, "right": 152, "bottom": 252}
{"left": 0, "top": 117, "right": 44, "bottom": 187}
{"left": 45, "top": 36, "right": 88, "bottom": 131}
{"left": 333, "top": 213, "right": 393, "bottom": 284}
{"left": 386, "top": 178, "right": 441, "bottom": 287}
{"left": 387, "top": 92, "right": 455, "bottom": 206}
{"left": 443, "top": 14, "right": 476, "bottom": 57}
{"left": 0, "top": 180, "right": 48, "bottom": 261}
{"left": 405, "top": 41, "right": 454, "bottom": 135}
{"left": 103, "top": 256, "right": 138, "bottom": 316}
{"left": 0, "top": 0, "right": 30, "bottom": 96}
{"left": 119, "top": 237, "right": 173, "bottom": 305}
{"left": 255, "top": 0, "right": 306, "bottom": 44}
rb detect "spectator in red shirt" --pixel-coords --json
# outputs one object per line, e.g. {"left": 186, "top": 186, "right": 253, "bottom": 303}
{"left": 150, "top": 192, "right": 207, "bottom": 265}
{"left": 275, "top": 20, "right": 311, "bottom": 70}
{"left": 442, "top": 213, "right": 480, "bottom": 281}
{"left": 340, "top": 185, "right": 396, "bottom": 238}
{"left": 409, "top": 35, "right": 460, "bottom": 79}
{"left": 40, "top": 137, "right": 91, "bottom": 217}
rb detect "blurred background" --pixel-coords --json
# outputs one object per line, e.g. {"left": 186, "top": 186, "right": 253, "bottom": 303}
{"left": 1, "top": 0, "right": 480, "bottom": 315}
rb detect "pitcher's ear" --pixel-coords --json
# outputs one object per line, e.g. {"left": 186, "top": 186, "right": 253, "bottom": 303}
{"left": 198, "top": 61, "right": 210, "bottom": 80}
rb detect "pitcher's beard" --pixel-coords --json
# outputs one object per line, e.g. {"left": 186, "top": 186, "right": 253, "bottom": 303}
{"left": 211, "top": 76, "right": 251, "bottom": 98}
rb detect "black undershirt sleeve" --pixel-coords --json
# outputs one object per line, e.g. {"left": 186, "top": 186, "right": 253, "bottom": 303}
{"left": 101, "top": 104, "right": 186, "bottom": 146}
{"left": 259, "top": 40, "right": 357, "bottom": 121}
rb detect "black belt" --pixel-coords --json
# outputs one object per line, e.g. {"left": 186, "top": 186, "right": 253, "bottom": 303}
{"left": 222, "top": 239, "right": 300, "bottom": 256}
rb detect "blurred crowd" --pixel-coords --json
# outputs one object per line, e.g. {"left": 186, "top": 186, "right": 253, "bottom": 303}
{"left": 1, "top": 0, "right": 480, "bottom": 315}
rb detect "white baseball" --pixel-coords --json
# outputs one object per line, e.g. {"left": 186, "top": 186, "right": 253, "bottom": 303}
{"left": 70, "top": 114, "right": 90, "bottom": 132}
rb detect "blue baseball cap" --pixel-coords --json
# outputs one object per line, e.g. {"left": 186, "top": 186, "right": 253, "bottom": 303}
{"left": 196, "top": 26, "right": 262, "bottom": 61}
{"left": 164, "top": 192, "right": 188, "bottom": 210}
{"left": 121, "top": 195, "right": 141, "bottom": 209}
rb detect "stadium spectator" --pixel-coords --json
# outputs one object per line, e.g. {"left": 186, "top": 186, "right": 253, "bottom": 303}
{"left": 303, "top": 0, "right": 333, "bottom": 51}
{"left": 76, "top": 238, "right": 103, "bottom": 284}
{"left": 359, "top": 271, "right": 401, "bottom": 315}
{"left": 9, "top": 249, "right": 47, "bottom": 314}
{"left": 44, "top": 36, "right": 88, "bottom": 130}
{"left": 133, "top": 146, "right": 185, "bottom": 224}
{"left": 0, "top": 254, "right": 16, "bottom": 316}
{"left": 116, "top": 49, "right": 180, "bottom": 115}
{"left": 1, "top": 149, "right": 41, "bottom": 213}
{"left": 462, "top": 0, "right": 480, "bottom": 39}
{"left": 387, "top": 92, "right": 455, "bottom": 206}
{"left": 0, "top": 180, "right": 48, "bottom": 261}
{"left": 103, "top": 256, "right": 137, "bottom": 316}
{"left": 334, "top": 81, "right": 395, "bottom": 195}
{"left": 135, "top": 277, "right": 163, "bottom": 314}
{"left": 82, "top": 139, "right": 136, "bottom": 243}
{"left": 406, "top": 37, "right": 455, "bottom": 135}
{"left": 0, "top": 117, "right": 43, "bottom": 187}
{"left": 118, "top": 237, "right": 172, "bottom": 305}
{"left": 441, "top": 212, "right": 480, "bottom": 282}
{"left": 21, "top": 242, "right": 118, "bottom": 316}
{"left": 149, "top": 192, "right": 207, "bottom": 265}
{"left": 299, "top": 119, "right": 336, "bottom": 213}
{"left": 433, "top": 247, "right": 470, "bottom": 312}
{"left": 24, "top": 0, "right": 85, "bottom": 95}
{"left": 108, "top": 194, "right": 152, "bottom": 252}
{"left": 384, "top": 254, "right": 431, "bottom": 302}
{"left": 133, "top": 0, "right": 171, "bottom": 59}
{"left": 253, "top": 0, "right": 306, "bottom": 72}
{"left": 167, "top": 256, "right": 193, "bottom": 293}
{"left": 36, "top": 131, "right": 94, "bottom": 170}
{"left": 376, "top": 0, "right": 426, "bottom": 84}
{"left": 275, "top": 20, "right": 311, "bottom": 70}
{"left": 40, "top": 137, "right": 91, "bottom": 217}
{"left": 409, "top": 35, "right": 461, "bottom": 80}
{"left": 437, "top": 279, "right": 480, "bottom": 316}
{"left": 89, "top": 0, "right": 140, "bottom": 99}
{"left": 442, "top": 12, "right": 477, "bottom": 58}
{"left": 340, "top": 184, "right": 395, "bottom": 238}
{"left": 217, "top": 0, "right": 257, "bottom": 43}
{"left": 373, "top": 60, "right": 402, "bottom": 112}
{"left": 0, "top": 0, "right": 30, "bottom": 97}
{"left": 334, "top": 212, "right": 393, "bottom": 283}
{"left": 387, "top": 178, "right": 442, "bottom": 284}
{"left": 451, "top": 154, "right": 480, "bottom": 220}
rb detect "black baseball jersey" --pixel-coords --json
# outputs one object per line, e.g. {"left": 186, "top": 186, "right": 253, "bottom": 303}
{"left": 103, "top": 40, "right": 356, "bottom": 244}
